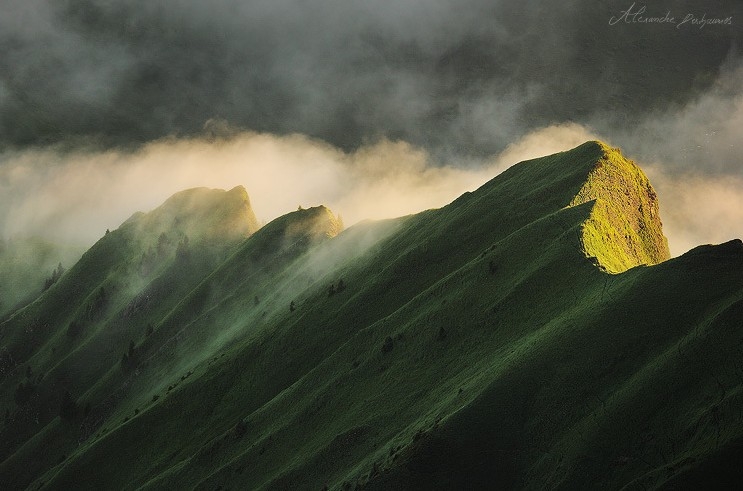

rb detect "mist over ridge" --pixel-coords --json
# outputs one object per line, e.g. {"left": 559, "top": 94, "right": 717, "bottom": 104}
{"left": 1, "top": 123, "right": 740, "bottom": 257}
{"left": 1, "top": 0, "right": 741, "bottom": 254}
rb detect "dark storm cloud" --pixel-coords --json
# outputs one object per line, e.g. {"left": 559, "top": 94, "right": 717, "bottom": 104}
{"left": 1, "top": 0, "right": 740, "bottom": 159}
{"left": 1, "top": 0, "right": 742, "bottom": 255}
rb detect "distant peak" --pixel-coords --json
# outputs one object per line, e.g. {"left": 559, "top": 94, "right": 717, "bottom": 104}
{"left": 227, "top": 185, "right": 250, "bottom": 200}
{"left": 285, "top": 205, "right": 344, "bottom": 240}
{"left": 125, "top": 186, "right": 260, "bottom": 242}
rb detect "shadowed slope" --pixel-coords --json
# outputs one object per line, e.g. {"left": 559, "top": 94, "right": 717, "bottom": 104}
{"left": 1, "top": 142, "right": 740, "bottom": 490}
{"left": 0, "top": 186, "right": 259, "bottom": 486}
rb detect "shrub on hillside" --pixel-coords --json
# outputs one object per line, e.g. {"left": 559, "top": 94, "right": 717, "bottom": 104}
{"left": 381, "top": 336, "right": 394, "bottom": 353}
{"left": 14, "top": 381, "right": 35, "bottom": 405}
{"left": 59, "top": 391, "right": 77, "bottom": 422}
{"left": 437, "top": 326, "right": 447, "bottom": 341}
{"left": 42, "top": 263, "right": 65, "bottom": 292}
{"left": 86, "top": 287, "right": 109, "bottom": 320}
{"left": 233, "top": 419, "right": 248, "bottom": 439}
{"left": 66, "top": 320, "right": 83, "bottom": 338}
{"left": 176, "top": 235, "right": 191, "bottom": 261}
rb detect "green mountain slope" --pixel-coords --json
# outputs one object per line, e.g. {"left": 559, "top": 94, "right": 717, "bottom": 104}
{"left": 0, "top": 185, "right": 260, "bottom": 485}
{"left": 0, "top": 238, "right": 85, "bottom": 320}
{"left": 2, "top": 141, "right": 742, "bottom": 490}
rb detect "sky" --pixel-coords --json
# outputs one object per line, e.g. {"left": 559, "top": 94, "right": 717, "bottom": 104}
{"left": 1, "top": 0, "right": 741, "bottom": 255}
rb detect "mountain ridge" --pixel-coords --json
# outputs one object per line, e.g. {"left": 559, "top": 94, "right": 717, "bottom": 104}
{"left": 1, "top": 141, "right": 742, "bottom": 490}
{"left": 120, "top": 185, "right": 260, "bottom": 243}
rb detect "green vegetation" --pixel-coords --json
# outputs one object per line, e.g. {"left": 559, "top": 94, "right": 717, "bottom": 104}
{"left": 0, "top": 238, "right": 84, "bottom": 320}
{"left": 570, "top": 142, "right": 669, "bottom": 273}
{"left": 1, "top": 143, "right": 742, "bottom": 489}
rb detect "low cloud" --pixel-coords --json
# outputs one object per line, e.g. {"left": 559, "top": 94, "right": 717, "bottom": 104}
{"left": 490, "top": 123, "right": 602, "bottom": 172}
{"left": 2, "top": 122, "right": 741, "bottom": 258}
{"left": 646, "top": 167, "right": 743, "bottom": 256}
{"left": 616, "top": 57, "right": 743, "bottom": 176}
{"left": 0, "top": 125, "right": 596, "bottom": 246}
{"left": 620, "top": 58, "right": 743, "bottom": 256}
{"left": 0, "top": 133, "right": 495, "bottom": 245}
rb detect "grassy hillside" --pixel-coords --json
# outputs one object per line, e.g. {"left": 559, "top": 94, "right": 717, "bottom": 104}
{"left": 0, "top": 186, "right": 260, "bottom": 485}
{"left": 0, "top": 238, "right": 85, "bottom": 320}
{"left": 2, "top": 142, "right": 742, "bottom": 490}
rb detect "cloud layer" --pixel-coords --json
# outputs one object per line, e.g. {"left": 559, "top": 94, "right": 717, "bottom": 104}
{"left": 0, "top": 1, "right": 741, "bottom": 256}
{"left": 0, "top": 132, "right": 492, "bottom": 244}
{"left": 0, "top": 124, "right": 596, "bottom": 243}
{"left": 2, "top": 122, "right": 740, "bottom": 257}
{"left": 1, "top": 0, "right": 740, "bottom": 158}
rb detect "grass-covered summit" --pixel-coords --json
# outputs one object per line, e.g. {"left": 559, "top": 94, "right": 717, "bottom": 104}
{"left": 1, "top": 142, "right": 742, "bottom": 490}
{"left": 122, "top": 184, "right": 260, "bottom": 242}
{"left": 479, "top": 140, "right": 669, "bottom": 273}
{"left": 570, "top": 142, "right": 670, "bottom": 272}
